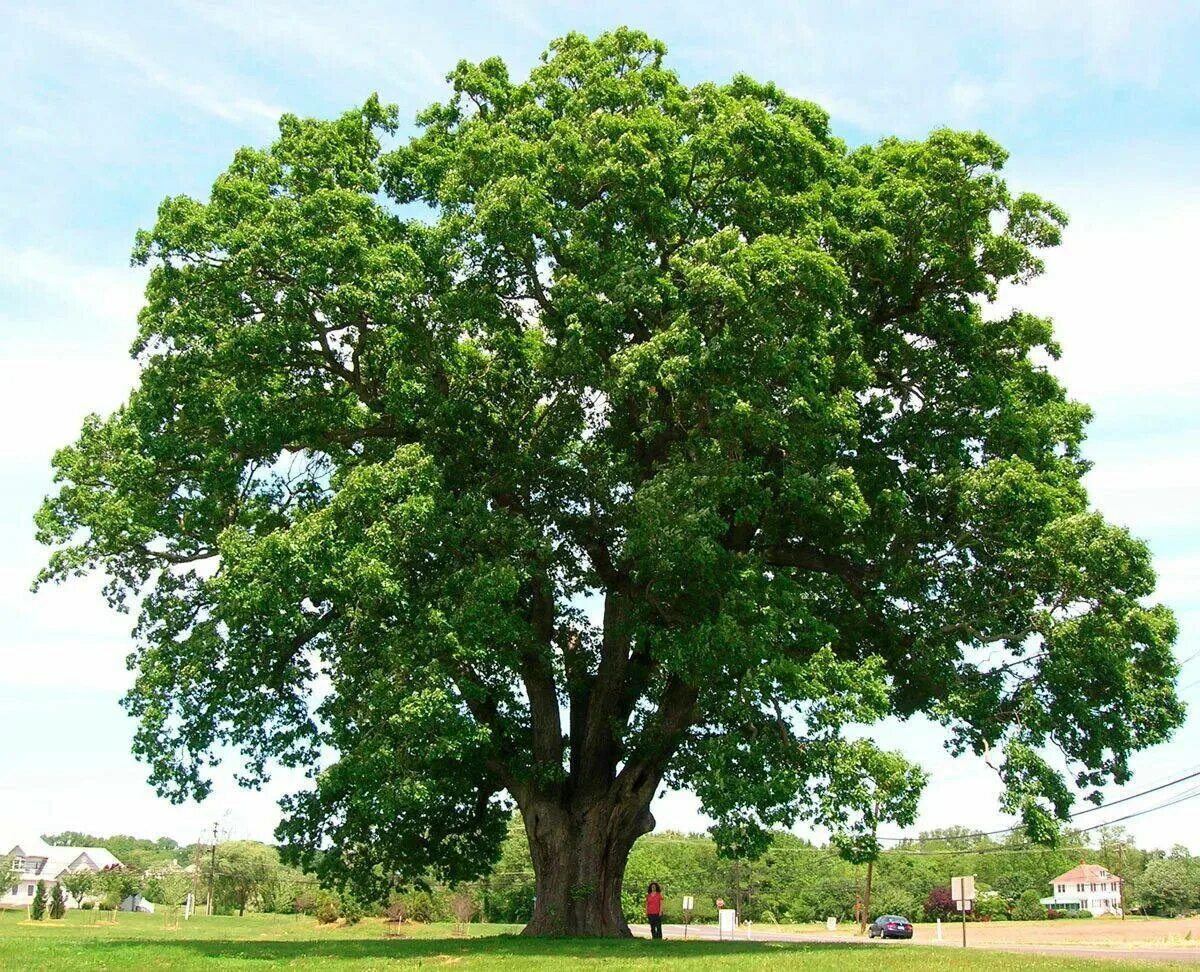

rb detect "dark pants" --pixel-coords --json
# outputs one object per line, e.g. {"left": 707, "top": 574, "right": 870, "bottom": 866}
{"left": 648, "top": 914, "right": 663, "bottom": 939}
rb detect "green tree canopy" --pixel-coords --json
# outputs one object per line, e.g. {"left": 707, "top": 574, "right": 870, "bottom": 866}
{"left": 37, "top": 28, "right": 1183, "bottom": 936}
{"left": 203, "top": 841, "right": 279, "bottom": 916}
{"left": 59, "top": 870, "right": 94, "bottom": 909}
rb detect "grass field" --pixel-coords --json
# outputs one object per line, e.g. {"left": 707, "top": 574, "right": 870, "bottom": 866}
{"left": 0, "top": 910, "right": 1194, "bottom": 970}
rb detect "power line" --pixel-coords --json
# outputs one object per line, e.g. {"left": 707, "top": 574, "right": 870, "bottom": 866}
{"left": 878, "top": 765, "right": 1200, "bottom": 844}
{"left": 882, "top": 784, "right": 1200, "bottom": 857}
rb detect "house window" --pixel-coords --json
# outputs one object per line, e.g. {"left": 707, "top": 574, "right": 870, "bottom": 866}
{"left": 27, "top": 885, "right": 35, "bottom": 895}
{"left": 1077, "top": 883, "right": 1084, "bottom": 892}
{"left": 1090, "top": 883, "right": 1097, "bottom": 891}
{"left": 1057, "top": 884, "right": 1065, "bottom": 893}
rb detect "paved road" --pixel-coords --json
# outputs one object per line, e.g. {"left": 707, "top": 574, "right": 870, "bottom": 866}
{"left": 629, "top": 923, "right": 1200, "bottom": 965}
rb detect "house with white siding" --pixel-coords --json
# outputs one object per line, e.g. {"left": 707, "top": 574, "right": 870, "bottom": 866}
{"left": 2, "top": 838, "right": 121, "bottom": 909}
{"left": 1040, "top": 862, "right": 1123, "bottom": 916}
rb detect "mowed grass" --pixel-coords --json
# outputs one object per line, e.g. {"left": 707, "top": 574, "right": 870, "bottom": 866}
{"left": 0, "top": 909, "right": 1183, "bottom": 970}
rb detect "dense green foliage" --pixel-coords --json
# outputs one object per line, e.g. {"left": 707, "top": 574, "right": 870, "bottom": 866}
{"left": 49, "top": 882, "right": 66, "bottom": 919}
{"left": 472, "top": 819, "right": 1196, "bottom": 924}
{"left": 30, "top": 882, "right": 46, "bottom": 919}
{"left": 58, "top": 870, "right": 93, "bottom": 908}
{"left": 37, "top": 27, "right": 1183, "bottom": 931}
{"left": 200, "top": 840, "right": 280, "bottom": 917}
{"left": 1136, "top": 848, "right": 1200, "bottom": 916}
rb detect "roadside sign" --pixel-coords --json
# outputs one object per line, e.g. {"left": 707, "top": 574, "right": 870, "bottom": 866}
{"left": 951, "top": 875, "right": 975, "bottom": 909}
{"left": 682, "top": 895, "right": 694, "bottom": 911}
{"left": 950, "top": 875, "right": 975, "bottom": 949}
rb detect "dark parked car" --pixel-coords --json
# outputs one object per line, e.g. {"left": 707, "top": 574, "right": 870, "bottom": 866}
{"left": 868, "top": 914, "right": 914, "bottom": 939}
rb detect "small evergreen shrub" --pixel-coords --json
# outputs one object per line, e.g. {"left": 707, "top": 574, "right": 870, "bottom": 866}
{"left": 31, "top": 883, "right": 47, "bottom": 920}
{"left": 49, "top": 884, "right": 66, "bottom": 919}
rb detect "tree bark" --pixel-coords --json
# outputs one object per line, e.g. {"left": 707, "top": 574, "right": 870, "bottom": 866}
{"left": 520, "top": 795, "right": 656, "bottom": 937}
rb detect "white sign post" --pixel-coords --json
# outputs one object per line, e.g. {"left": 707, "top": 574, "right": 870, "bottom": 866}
{"left": 718, "top": 908, "right": 737, "bottom": 940}
{"left": 682, "top": 896, "right": 694, "bottom": 938}
{"left": 951, "top": 875, "right": 975, "bottom": 948}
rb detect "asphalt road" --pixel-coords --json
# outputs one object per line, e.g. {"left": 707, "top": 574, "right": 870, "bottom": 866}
{"left": 629, "top": 923, "right": 1200, "bottom": 965}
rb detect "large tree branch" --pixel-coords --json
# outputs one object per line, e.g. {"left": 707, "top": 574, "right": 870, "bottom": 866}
{"left": 612, "top": 675, "right": 699, "bottom": 806}
{"left": 522, "top": 575, "right": 565, "bottom": 774}
{"left": 764, "top": 542, "right": 875, "bottom": 592}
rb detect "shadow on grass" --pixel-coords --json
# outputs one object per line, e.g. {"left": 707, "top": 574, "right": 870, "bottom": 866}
{"left": 63, "top": 934, "right": 860, "bottom": 963}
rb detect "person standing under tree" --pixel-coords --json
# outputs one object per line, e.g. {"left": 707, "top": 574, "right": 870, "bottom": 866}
{"left": 645, "top": 882, "right": 664, "bottom": 939}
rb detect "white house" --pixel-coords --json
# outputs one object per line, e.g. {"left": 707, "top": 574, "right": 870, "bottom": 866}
{"left": 2, "top": 838, "right": 122, "bottom": 910}
{"left": 1040, "top": 862, "right": 1123, "bottom": 916}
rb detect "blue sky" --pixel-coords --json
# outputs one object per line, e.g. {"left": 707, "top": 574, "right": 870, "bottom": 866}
{"left": 2, "top": 0, "right": 1199, "bottom": 851}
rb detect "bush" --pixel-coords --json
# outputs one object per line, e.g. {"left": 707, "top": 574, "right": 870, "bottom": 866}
{"left": 49, "top": 884, "right": 66, "bottom": 919}
{"left": 404, "top": 891, "right": 438, "bottom": 923}
{"left": 314, "top": 890, "right": 341, "bottom": 924}
{"left": 924, "top": 886, "right": 956, "bottom": 920}
{"left": 972, "top": 893, "right": 1009, "bottom": 922}
{"left": 1012, "top": 889, "right": 1047, "bottom": 921}
{"left": 759, "top": 910, "right": 778, "bottom": 924}
{"left": 81, "top": 901, "right": 94, "bottom": 910}
{"left": 871, "top": 888, "right": 918, "bottom": 922}
{"left": 31, "top": 883, "right": 47, "bottom": 920}
{"left": 340, "top": 897, "right": 364, "bottom": 925}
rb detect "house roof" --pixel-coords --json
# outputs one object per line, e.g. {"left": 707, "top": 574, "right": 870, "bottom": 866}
{"left": 1050, "top": 863, "right": 1120, "bottom": 885}
{"left": 5, "top": 840, "right": 122, "bottom": 879}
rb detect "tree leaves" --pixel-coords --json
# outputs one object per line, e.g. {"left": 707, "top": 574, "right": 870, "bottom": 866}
{"left": 36, "top": 28, "right": 1184, "bottom": 900}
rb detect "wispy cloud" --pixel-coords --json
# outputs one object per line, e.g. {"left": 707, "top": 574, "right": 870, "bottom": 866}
{"left": 19, "top": 9, "right": 284, "bottom": 127}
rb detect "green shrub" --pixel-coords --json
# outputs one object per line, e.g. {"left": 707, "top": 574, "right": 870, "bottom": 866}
{"left": 49, "top": 884, "right": 66, "bottom": 919}
{"left": 972, "top": 893, "right": 1009, "bottom": 922}
{"left": 314, "top": 890, "right": 340, "bottom": 924}
{"left": 759, "top": 909, "right": 778, "bottom": 924}
{"left": 31, "top": 883, "right": 47, "bottom": 920}
{"left": 340, "top": 897, "right": 364, "bottom": 925}
{"left": 871, "top": 888, "right": 918, "bottom": 921}
{"left": 404, "top": 891, "right": 438, "bottom": 923}
{"left": 1012, "top": 889, "right": 1047, "bottom": 921}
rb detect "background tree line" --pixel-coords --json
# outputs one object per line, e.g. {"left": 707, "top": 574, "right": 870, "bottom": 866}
{"left": 36, "top": 820, "right": 1200, "bottom": 922}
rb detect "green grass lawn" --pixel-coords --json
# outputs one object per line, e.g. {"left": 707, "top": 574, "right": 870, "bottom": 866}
{"left": 0, "top": 909, "right": 1179, "bottom": 970}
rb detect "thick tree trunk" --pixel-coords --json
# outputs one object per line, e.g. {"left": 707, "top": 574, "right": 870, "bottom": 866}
{"left": 520, "top": 795, "right": 655, "bottom": 937}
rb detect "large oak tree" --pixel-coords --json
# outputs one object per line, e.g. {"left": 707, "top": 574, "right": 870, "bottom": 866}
{"left": 38, "top": 30, "right": 1183, "bottom": 936}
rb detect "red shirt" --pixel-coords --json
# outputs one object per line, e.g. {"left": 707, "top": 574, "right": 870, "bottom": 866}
{"left": 645, "top": 891, "right": 663, "bottom": 916}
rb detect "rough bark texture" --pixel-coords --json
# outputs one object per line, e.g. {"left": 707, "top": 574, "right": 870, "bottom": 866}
{"left": 520, "top": 797, "right": 656, "bottom": 937}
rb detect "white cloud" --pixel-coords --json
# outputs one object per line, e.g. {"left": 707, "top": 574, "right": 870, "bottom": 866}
{"left": 0, "top": 245, "right": 146, "bottom": 332}
{"left": 18, "top": 9, "right": 284, "bottom": 127}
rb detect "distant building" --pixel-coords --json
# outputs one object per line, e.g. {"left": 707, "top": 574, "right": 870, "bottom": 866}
{"left": 2, "top": 838, "right": 122, "bottom": 910}
{"left": 1040, "top": 862, "right": 1123, "bottom": 916}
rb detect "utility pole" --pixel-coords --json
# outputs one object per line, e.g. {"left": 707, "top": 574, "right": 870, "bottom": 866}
{"left": 733, "top": 858, "right": 741, "bottom": 923}
{"left": 1117, "top": 843, "right": 1127, "bottom": 921}
{"left": 207, "top": 822, "right": 218, "bottom": 916}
